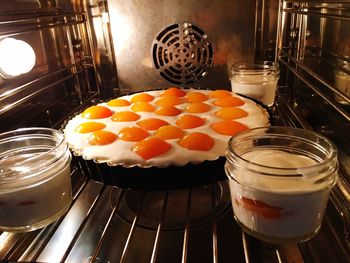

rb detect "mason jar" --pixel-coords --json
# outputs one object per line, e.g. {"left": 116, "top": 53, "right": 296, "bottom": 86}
{"left": 0, "top": 127, "right": 72, "bottom": 232}
{"left": 334, "top": 60, "right": 350, "bottom": 104}
{"left": 230, "top": 61, "right": 280, "bottom": 107}
{"left": 225, "top": 126, "right": 338, "bottom": 244}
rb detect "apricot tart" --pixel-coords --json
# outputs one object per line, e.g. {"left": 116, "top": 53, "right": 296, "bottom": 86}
{"left": 63, "top": 88, "right": 269, "bottom": 169}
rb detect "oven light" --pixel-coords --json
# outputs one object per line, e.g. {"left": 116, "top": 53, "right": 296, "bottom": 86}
{"left": 0, "top": 37, "right": 36, "bottom": 78}
{"left": 101, "top": 12, "right": 109, "bottom": 23}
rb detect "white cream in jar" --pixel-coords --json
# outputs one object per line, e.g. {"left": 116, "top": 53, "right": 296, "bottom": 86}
{"left": 231, "top": 61, "right": 279, "bottom": 107}
{"left": 0, "top": 128, "right": 72, "bottom": 232}
{"left": 229, "top": 149, "right": 332, "bottom": 242}
{"left": 225, "top": 126, "right": 338, "bottom": 244}
{"left": 334, "top": 62, "right": 350, "bottom": 104}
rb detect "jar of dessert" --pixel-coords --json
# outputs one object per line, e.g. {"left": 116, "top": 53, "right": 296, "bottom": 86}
{"left": 230, "top": 61, "right": 279, "bottom": 107}
{"left": 334, "top": 59, "right": 350, "bottom": 105}
{"left": 0, "top": 127, "right": 72, "bottom": 232}
{"left": 225, "top": 126, "right": 338, "bottom": 244}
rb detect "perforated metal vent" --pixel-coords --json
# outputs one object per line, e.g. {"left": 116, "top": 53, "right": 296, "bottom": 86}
{"left": 152, "top": 22, "right": 213, "bottom": 87}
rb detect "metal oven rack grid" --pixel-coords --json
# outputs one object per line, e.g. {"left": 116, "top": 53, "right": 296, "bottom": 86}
{"left": 275, "top": 2, "right": 350, "bottom": 261}
{"left": 0, "top": 99, "right": 301, "bottom": 263}
{"left": 0, "top": 91, "right": 347, "bottom": 263}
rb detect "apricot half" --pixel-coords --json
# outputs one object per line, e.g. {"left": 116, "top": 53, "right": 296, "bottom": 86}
{"left": 131, "top": 137, "right": 172, "bottom": 160}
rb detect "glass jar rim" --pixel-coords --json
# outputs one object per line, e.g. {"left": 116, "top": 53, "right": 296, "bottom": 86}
{"left": 226, "top": 126, "right": 338, "bottom": 176}
{"left": 0, "top": 127, "right": 68, "bottom": 183}
{"left": 231, "top": 61, "right": 280, "bottom": 74}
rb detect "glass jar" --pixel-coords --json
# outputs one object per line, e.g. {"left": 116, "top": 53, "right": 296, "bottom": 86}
{"left": 334, "top": 60, "right": 350, "bottom": 105}
{"left": 0, "top": 127, "right": 72, "bottom": 232}
{"left": 230, "top": 61, "right": 279, "bottom": 107}
{"left": 225, "top": 126, "right": 338, "bottom": 244}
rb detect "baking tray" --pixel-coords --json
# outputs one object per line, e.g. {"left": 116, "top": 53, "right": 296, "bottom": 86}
{"left": 74, "top": 155, "right": 227, "bottom": 190}
{"left": 64, "top": 90, "right": 272, "bottom": 190}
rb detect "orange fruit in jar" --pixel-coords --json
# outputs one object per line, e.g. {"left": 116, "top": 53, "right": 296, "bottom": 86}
{"left": 239, "top": 196, "right": 283, "bottom": 219}
{"left": 131, "top": 137, "right": 172, "bottom": 160}
{"left": 211, "top": 120, "right": 248, "bottom": 136}
{"left": 178, "top": 132, "right": 214, "bottom": 151}
{"left": 82, "top": 106, "right": 113, "bottom": 119}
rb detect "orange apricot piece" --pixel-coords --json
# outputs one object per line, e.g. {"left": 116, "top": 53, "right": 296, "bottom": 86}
{"left": 178, "top": 132, "right": 214, "bottom": 151}
{"left": 130, "top": 93, "right": 154, "bottom": 103}
{"left": 154, "top": 96, "right": 183, "bottom": 106}
{"left": 211, "top": 121, "right": 248, "bottom": 136}
{"left": 136, "top": 118, "right": 169, "bottom": 130}
{"left": 154, "top": 125, "right": 185, "bottom": 140}
{"left": 160, "top": 87, "right": 186, "bottom": 97}
{"left": 88, "top": 130, "right": 117, "bottom": 145}
{"left": 186, "top": 91, "right": 208, "bottom": 103}
{"left": 208, "top": 90, "right": 232, "bottom": 98}
{"left": 74, "top": 122, "right": 106, "bottom": 133}
{"left": 131, "top": 102, "right": 155, "bottom": 112}
{"left": 175, "top": 115, "right": 205, "bottom": 129}
{"left": 82, "top": 106, "right": 113, "bottom": 119}
{"left": 107, "top": 98, "right": 131, "bottom": 107}
{"left": 111, "top": 111, "right": 140, "bottom": 122}
{"left": 213, "top": 96, "right": 245, "bottom": 107}
{"left": 240, "top": 196, "right": 283, "bottom": 219}
{"left": 154, "top": 106, "right": 182, "bottom": 116}
{"left": 185, "top": 102, "right": 211, "bottom": 113}
{"left": 215, "top": 107, "right": 248, "bottom": 120}
{"left": 118, "top": 126, "right": 149, "bottom": 141}
{"left": 131, "top": 137, "right": 172, "bottom": 160}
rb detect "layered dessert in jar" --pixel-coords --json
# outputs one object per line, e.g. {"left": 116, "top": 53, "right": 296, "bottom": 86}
{"left": 225, "top": 127, "right": 338, "bottom": 244}
{"left": 0, "top": 154, "right": 72, "bottom": 231}
{"left": 0, "top": 128, "right": 72, "bottom": 232}
{"left": 230, "top": 62, "right": 279, "bottom": 107}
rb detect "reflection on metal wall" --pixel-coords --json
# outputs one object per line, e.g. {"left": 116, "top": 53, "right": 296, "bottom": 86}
{"left": 107, "top": 0, "right": 257, "bottom": 93}
{"left": 84, "top": 0, "right": 119, "bottom": 98}
{"left": 276, "top": 2, "right": 350, "bottom": 260}
{"left": 0, "top": 0, "right": 99, "bottom": 131}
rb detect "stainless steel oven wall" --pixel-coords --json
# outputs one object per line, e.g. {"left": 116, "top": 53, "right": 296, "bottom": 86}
{"left": 0, "top": 0, "right": 279, "bottom": 132}
{"left": 106, "top": 0, "right": 259, "bottom": 93}
{"left": 276, "top": 1, "right": 350, "bottom": 260}
{"left": 0, "top": 0, "right": 116, "bottom": 132}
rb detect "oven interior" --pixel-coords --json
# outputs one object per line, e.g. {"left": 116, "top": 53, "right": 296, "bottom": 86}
{"left": 0, "top": 0, "right": 350, "bottom": 262}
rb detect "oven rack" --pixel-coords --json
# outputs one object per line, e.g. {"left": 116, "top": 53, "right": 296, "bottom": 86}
{"left": 1, "top": 0, "right": 350, "bottom": 262}
{"left": 0, "top": 3, "right": 117, "bottom": 133}
{"left": 0, "top": 12, "right": 86, "bottom": 37}
{"left": 276, "top": 2, "right": 350, "bottom": 258}
{"left": 0, "top": 92, "right": 349, "bottom": 263}
{"left": 0, "top": 162, "right": 295, "bottom": 262}
{"left": 281, "top": 2, "right": 350, "bottom": 22}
